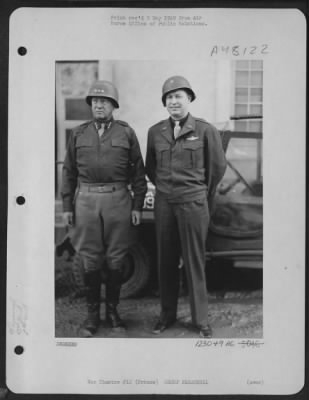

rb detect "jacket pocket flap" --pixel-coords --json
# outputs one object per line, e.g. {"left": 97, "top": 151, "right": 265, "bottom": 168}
{"left": 76, "top": 137, "right": 94, "bottom": 148}
{"left": 156, "top": 144, "right": 170, "bottom": 152}
{"left": 182, "top": 140, "right": 203, "bottom": 150}
{"left": 111, "top": 139, "right": 130, "bottom": 149}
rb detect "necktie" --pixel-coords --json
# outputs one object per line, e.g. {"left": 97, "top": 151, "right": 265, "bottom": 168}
{"left": 96, "top": 121, "right": 111, "bottom": 137}
{"left": 97, "top": 122, "right": 105, "bottom": 137}
{"left": 174, "top": 120, "right": 181, "bottom": 140}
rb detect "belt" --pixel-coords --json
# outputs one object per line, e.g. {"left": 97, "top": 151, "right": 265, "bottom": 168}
{"left": 79, "top": 182, "right": 128, "bottom": 193}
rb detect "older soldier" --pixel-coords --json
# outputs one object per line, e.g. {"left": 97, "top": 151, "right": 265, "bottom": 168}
{"left": 146, "top": 76, "right": 226, "bottom": 338}
{"left": 62, "top": 80, "right": 147, "bottom": 337}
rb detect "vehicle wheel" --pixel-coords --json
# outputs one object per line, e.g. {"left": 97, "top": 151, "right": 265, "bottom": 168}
{"left": 71, "top": 244, "right": 152, "bottom": 299}
{"left": 119, "top": 243, "right": 152, "bottom": 298}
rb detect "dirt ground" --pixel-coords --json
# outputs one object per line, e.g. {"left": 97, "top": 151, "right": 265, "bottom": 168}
{"left": 55, "top": 291, "right": 262, "bottom": 339}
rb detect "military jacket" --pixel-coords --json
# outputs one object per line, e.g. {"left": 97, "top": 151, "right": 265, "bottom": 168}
{"left": 145, "top": 114, "right": 227, "bottom": 204}
{"left": 61, "top": 119, "right": 147, "bottom": 212}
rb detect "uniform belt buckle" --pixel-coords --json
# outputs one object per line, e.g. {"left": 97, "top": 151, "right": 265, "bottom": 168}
{"left": 97, "top": 185, "right": 105, "bottom": 193}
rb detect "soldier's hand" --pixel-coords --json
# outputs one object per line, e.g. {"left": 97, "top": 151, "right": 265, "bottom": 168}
{"left": 131, "top": 210, "right": 141, "bottom": 226}
{"left": 63, "top": 211, "right": 74, "bottom": 227}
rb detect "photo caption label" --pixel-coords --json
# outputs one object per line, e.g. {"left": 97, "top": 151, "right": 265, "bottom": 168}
{"left": 111, "top": 14, "right": 207, "bottom": 27}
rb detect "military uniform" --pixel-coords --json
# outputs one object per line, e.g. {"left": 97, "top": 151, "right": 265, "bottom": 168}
{"left": 63, "top": 118, "right": 146, "bottom": 267}
{"left": 146, "top": 113, "right": 226, "bottom": 329}
{"left": 62, "top": 113, "right": 147, "bottom": 334}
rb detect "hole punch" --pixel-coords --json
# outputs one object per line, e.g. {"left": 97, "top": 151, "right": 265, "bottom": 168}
{"left": 16, "top": 196, "right": 26, "bottom": 205}
{"left": 18, "top": 47, "right": 27, "bottom": 56}
{"left": 14, "top": 345, "right": 24, "bottom": 355}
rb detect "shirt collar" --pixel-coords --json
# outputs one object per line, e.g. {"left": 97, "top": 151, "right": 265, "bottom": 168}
{"left": 169, "top": 113, "right": 189, "bottom": 128}
{"left": 94, "top": 117, "right": 114, "bottom": 130}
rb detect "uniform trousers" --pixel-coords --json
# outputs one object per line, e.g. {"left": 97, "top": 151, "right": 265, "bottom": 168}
{"left": 72, "top": 183, "right": 132, "bottom": 274}
{"left": 154, "top": 194, "right": 210, "bottom": 327}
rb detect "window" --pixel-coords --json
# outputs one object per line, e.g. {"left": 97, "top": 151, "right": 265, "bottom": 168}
{"left": 234, "top": 60, "right": 263, "bottom": 133}
{"left": 55, "top": 61, "right": 99, "bottom": 198}
{"left": 233, "top": 60, "right": 263, "bottom": 182}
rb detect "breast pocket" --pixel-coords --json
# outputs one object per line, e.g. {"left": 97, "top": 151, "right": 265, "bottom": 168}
{"left": 111, "top": 139, "right": 130, "bottom": 163}
{"left": 75, "top": 139, "right": 95, "bottom": 165}
{"left": 155, "top": 144, "right": 170, "bottom": 167}
{"left": 182, "top": 140, "right": 204, "bottom": 168}
{"left": 112, "top": 139, "right": 130, "bottom": 151}
{"left": 111, "top": 139, "right": 130, "bottom": 150}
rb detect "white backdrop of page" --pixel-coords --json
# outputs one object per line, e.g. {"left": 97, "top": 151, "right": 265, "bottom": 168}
{"left": 7, "top": 7, "right": 306, "bottom": 395}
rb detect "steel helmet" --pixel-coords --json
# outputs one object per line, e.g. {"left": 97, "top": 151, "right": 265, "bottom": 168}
{"left": 86, "top": 80, "right": 119, "bottom": 108}
{"left": 161, "top": 75, "right": 196, "bottom": 105}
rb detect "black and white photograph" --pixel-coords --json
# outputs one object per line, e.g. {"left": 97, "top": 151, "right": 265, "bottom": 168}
{"left": 6, "top": 7, "right": 306, "bottom": 395}
{"left": 54, "top": 59, "right": 264, "bottom": 339}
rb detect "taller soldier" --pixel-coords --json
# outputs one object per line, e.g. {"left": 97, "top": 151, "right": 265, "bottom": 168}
{"left": 146, "top": 76, "right": 226, "bottom": 338}
{"left": 62, "top": 80, "right": 147, "bottom": 337}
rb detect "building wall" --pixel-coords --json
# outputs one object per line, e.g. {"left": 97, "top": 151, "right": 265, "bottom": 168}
{"left": 98, "top": 59, "right": 232, "bottom": 155}
{"left": 55, "top": 59, "right": 236, "bottom": 197}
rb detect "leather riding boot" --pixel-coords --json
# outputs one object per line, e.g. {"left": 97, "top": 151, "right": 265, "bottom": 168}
{"left": 80, "top": 270, "right": 101, "bottom": 337}
{"left": 105, "top": 270, "right": 126, "bottom": 329}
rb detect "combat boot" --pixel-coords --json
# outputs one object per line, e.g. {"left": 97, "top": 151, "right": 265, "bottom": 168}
{"left": 80, "top": 270, "right": 101, "bottom": 337}
{"left": 105, "top": 269, "right": 126, "bottom": 329}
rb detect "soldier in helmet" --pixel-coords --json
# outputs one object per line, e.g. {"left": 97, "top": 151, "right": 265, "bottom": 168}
{"left": 146, "top": 76, "right": 226, "bottom": 338}
{"left": 62, "top": 80, "right": 147, "bottom": 337}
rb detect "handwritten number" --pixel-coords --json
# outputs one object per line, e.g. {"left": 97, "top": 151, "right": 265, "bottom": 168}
{"left": 232, "top": 46, "right": 239, "bottom": 56}
{"left": 210, "top": 46, "right": 218, "bottom": 56}
{"left": 211, "top": 44, "right": 269, "bottom": 56}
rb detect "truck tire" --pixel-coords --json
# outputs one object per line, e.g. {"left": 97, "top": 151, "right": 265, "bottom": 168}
{"left": 71, "top": 244, "right": 152, "bottom": 299}
{"left": 119, "top": 243, "right": 152, "bottom": 299}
